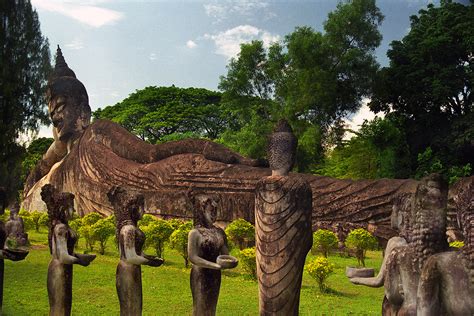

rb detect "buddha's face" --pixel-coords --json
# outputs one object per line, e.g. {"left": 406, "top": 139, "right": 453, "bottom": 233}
{"left": 49, "top": 95, "right": 87, "bottom": 142}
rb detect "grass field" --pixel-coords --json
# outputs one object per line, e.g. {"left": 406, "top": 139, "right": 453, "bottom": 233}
{"left": 3, "top": 229, "right": 384, "bottom": 315}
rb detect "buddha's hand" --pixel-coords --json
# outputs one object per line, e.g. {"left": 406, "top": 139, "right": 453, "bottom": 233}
{"left": 74, "top": 253, "right": 96, "bottom": 266}
{"left": 216, "top": 255, "right": 238, "bottom": 269}
{"left": 144, "top": 254, "right": 164, "bottom": 267}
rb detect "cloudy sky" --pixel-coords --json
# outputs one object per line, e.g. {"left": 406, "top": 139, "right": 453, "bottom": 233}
{"left": 30, "top": 0, "right": 450, "bottom": 138}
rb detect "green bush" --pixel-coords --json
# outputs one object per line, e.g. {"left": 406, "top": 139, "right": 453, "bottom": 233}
{"left": 78, "top": 225, "right": 95, "bottom": 252}
{"left": 449, "top": 241, "right": 464, "bottom": 248}
{"left": 239, "top": 247, "right": 257, "bottom": 280}
{"left": 142, "top": 219, "right": 174, "bottom": 258}
{"left": 305, "top": 256, "right": 335, "bottom": 292}
{"left": 312, "top": 229, "right": 338, "bottom": 257}
{"left": 170, "top": 221, "right": 193, "bottom": 267}
{"left": 345, "top": 228, "right": 378, "bottom": 267}
{"left": 225, "top": 219, "right": 255, "bottom": 250}
{"left": 82, "top": 212, "right": 102, "bottom": 226}
{"left": 39, "top": 213, "right": 49, "bottom": 228}
{"left": 138, "top": 214, "right": 156, "bottom": 227}
{"left": 0, "top": 210, "right": 10, "bottom": 222}
{"left": 28, "top": 211, "right": 43, "bottom": 232}
{"left": 168, "top": 218, "right": 185, "bottom": 230}
{"left": 91, "top": 218, "right": 115, "bottom": 255}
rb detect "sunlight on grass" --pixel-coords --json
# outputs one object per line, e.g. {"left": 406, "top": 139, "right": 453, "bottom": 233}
{"left": 3, "top": 229, "right": 384, "bottom": 315}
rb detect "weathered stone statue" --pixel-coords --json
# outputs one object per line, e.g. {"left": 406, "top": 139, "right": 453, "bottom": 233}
{"left": 417, "top": 176, "right": 473, "bottom": 315}
{"left": 5, "top": 201, "right": 29, "bottom": 248}
{"left": 107, "top": 186, "right": 163, "bottom": 316}
{"left": 350, "top": 175, "right": 449, "bottom": 315}
{"left": 22, "top": 49, "right": 419, "bottom": 240}
{"left": 187, "top": 190, "right": 237, "bottom": 316}
{"left": 255, "top": 120, "right": 312, "bottom": 315}
{"left": 41, "top": 184, "right": 96, "bottom": 316}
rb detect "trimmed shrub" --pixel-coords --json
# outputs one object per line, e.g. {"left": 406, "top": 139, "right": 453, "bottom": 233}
{"left": 345, "top": 228, "right": 378, "bottom": 267}
{"left": 225, "top": 219, "right": 255, "bottom": 250}
{"left": 142, "top": 219, "right": 174, "bottom": 258}
{"left": 312, "top": 229, "right": 339, "bottom": 257}
{"left": 91, "top": 218, "right": 115, "bottom": 255}
{"left": 170, "top": 221, "right": 193, "bottom": 267}
{"left": 239, "top": 247, "right": 257, "bottom": 280}
{"left": 305, "top": 256, "right": 335, "bottom": 292}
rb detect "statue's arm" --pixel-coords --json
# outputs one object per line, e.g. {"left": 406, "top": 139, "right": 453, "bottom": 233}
{"left": 350, "top": 237, "right": 407, "bottom": 287}
{"left": 55, "top": 224, "right": 79, "bottom": 264}
{"left": 188, "top": 229, "right": 221, "bottom": 270}
{"left": 416, "top": 256, "right": 441, "bottom": 316}
{"left": 24, "top": 140, "right": 67, "bottom": 194}
{"left": 121, "top": 225, "right": 148, "bottom": 265}
{"left": 384, "top": 251, "right": 404, "bottom": 307}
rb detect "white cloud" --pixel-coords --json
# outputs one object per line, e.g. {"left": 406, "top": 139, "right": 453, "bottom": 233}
{"left": 65, "top": 39, "right": 84, "bottom": 50}
{"left": 343, "top": 98, "right": 385, "bottom": 139}
{"left": 204, "top": 0, "right": 275, "bottom": 23}
{"left": 204, "top": 25, "right": 280, "bottom": 59}
{"left": 186, "top": 40, "right": 197, "bottom": 49}
{"left": 32, "top": 0, "right": 123, "bottom": 28}
{"left": 149, "top": 53, "right": 157, "bottom": 61}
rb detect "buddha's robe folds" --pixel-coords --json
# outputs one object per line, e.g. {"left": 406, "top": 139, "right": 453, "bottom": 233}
{"left": 255, "top": 176, "right": 312, "bottom": 315}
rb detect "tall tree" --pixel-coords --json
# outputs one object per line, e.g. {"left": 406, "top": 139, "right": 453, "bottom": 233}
{"left": 218, "top": 0, "right": 384, "bottom": 171}
{"left": 370, "top": 0, "right": 473, "bottom": 175}
{"left": 0, "top": 0, "right": 51, "bottom": 200}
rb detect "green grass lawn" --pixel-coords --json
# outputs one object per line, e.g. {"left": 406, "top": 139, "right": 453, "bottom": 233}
{"left": 3, "top": 230, "right": 384, "bottom": 315}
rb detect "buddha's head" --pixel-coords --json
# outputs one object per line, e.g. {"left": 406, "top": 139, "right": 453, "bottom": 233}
{"left": 47, "top": 46, "right": 91, "bottom": 142}
{"left": 267, "top": 119, "right": 297, "bottom": 176}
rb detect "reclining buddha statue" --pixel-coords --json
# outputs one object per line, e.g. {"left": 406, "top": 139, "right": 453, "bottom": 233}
{"left": 23, "top": 47, "right": 418, "bottom": 236}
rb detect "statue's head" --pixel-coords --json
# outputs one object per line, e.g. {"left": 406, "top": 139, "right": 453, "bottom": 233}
{"left": 267, "top": 119, "right": 297, "bottom": 176}
{"left": 40, "top": 184, "right": 75, "bottom": 223}
{"left": 107, "top": 186, "right": 144, "bottom": 224}
{"left": 47, "top": 46, "right": 91, "bottom": 142}
{"left": 188, "top": 189, "right": 219, "bottom": 228}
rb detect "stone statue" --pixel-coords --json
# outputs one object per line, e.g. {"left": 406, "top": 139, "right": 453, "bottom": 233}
{"left": 417, "top": 176, "right": 473, "bottom": 315}
{"left": 22, "top": 48, "right": 419, "bottom": 240}
{"left": 353, "top": 174, "right": 448, "bottom": 315}
{"left": 255, "top": 120, "right": 312, "bottom": 315}
{"left": 107, "top": 186, "right": 163, "bottom": 316}
{"left": 187, "top": 190, "right": 237, "bottom": 316}
{"left": 5, "top": 201, "right": 29, "bottom": 248}
{"left": 41, "top": 184, "right": 96, "bottom": 316}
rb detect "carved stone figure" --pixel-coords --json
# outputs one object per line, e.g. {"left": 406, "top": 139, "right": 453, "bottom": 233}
{"left": 417, "top": 176, "right": 474, "bottom": 315}
{"left": 187, "top": 190, "right": 237, "bottom": 316}
{"left": 350, "top": 175, "right": 449, "bottom": 315}
{"left": 107, "top": 186, "right": 163, "bottom": 316}
{"left": 22, "top": 47, "right": 419, "bottom": 240}
{"left": 255, "top": 120, "right": 312, "bottom": 315}
{"left": 5, "top": 201, "right": 29, "bottom": 248}
{"left": 41, "top": 184, "right": 96, "bottom": 316}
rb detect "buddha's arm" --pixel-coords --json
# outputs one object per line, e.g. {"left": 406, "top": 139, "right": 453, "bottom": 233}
{"left": 24, "top": 140, "right": 67, "bottom": 194}
{"left": 416, "top": 256, "right": 441, "bottom": 316}
{"left": 55, "top": 224, "right": 79, "bottom": 264}
{"left": 350, "top": 237, "right": 407, "bottom": 287}
{"left": 188, "top": 229, "right": 221, "bottom": 270}
{"left": 90, "top": 119, "right": 263, "bottom": 166}
{"left": 121, "top": 225, "right": 148, "bottom": 265}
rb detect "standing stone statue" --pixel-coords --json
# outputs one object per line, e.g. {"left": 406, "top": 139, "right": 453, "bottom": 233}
{"left": 417, "top": 176, "right": 474, "bottom": 315}
{"left": 5, "top": 201, "right": 29, "bottom": 249}
{"left": 255, "top": 120, "right": 313, "bottom": 316}
{"left": 41, "top": 184, "right": 96, "bottom": 316}
{"left": 187, "top": 190, "right": 238, "bottom": 316}
{"left": 107, "top": 186, "right": 163, "bottom": 316}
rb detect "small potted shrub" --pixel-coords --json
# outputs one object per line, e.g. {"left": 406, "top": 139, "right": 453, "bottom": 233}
{"left": 344, "top": 228, "right": 378, "bottom": 278}
{"left": 305, "top": 256, "right": 335, "bottom": 292}
{"left": 311, "top": 229, "right": 339, "bottom": 257}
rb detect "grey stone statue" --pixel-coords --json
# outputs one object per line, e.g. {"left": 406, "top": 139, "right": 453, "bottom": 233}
{"left": 417, "top": 176, "right": 473, "bottom": 315}
{"left": 41, "top": 184, "right": 96, "bottom": 316}
{"left": 351, "top": 174, "right": 449, "bottom": 315}
{"left": 5, "top": 201, "right": 29, "bottom": 249}
{"left": 187, "top": 190, "right": 238, "bottom": 316}
{"left": 107, "top": 186, "right": 163, "bottom": 316}
{"left": 255, "top": 120, "right": 313, "bottom": 315}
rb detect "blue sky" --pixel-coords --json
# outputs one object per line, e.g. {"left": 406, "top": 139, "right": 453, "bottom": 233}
{"left": 31, "top": 0, "right": 454, "bottom": 138}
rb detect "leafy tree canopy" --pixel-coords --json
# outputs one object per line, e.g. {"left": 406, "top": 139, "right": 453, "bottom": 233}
{"left": 93, "top": 86, "right": 227, "bottom": 143}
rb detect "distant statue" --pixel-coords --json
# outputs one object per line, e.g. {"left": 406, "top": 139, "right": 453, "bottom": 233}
{"left": 22, "top": 48, "right": 418, "bottom": 237}
{"left": 417, "top": 176, "right": 474, "bottom": 315}
{"left": 255, "top": 120, "right": 313, "bottom": 315}
{"left": 5, "top": 201, "right": 28, "bottom": 248}
{"left": 41, "top": 184, "right": 96, "bottom": 316}
{"left": 351, "top": 174, "right": 448, "bottom": 315}
{"left": 187, "top": 190, "right": 238, "bottom": 316}
{"left": 107, "top": 186, "right": 163, "bottom": 316}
